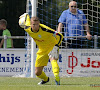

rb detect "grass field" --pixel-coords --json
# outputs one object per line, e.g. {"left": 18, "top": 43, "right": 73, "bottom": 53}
{"left": 0, "top": 77, "right": 100, "bottom": 90}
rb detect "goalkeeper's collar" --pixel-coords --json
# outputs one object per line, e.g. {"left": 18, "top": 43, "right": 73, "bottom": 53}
{"left": 31, "top": 28, "right": 39, "bottom": 33}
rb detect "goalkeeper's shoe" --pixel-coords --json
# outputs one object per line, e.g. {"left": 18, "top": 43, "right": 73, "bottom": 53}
{"left": 55, "top": 75, "right": 60, "bottom": 85}
{"left": 38, "top": 77, "right": 49, "bottom": 85}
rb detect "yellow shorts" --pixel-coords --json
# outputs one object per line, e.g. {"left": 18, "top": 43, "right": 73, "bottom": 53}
{"left": 35, "top": 53, "right": 49, "bottom": 67}
{"left": 35, "top": 47, "right": 54, "bottom": 67}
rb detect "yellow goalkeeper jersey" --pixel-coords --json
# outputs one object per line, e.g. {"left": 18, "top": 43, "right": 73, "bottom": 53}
{"left": 24, "top": 24, "right": 63, "bottom": 53}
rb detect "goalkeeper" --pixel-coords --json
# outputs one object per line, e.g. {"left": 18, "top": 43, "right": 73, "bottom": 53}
{"left": 19, "top": 13, "right": 63, "bottom": 85}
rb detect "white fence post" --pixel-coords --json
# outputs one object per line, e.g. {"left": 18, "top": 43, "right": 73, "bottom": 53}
{"left": 4, "top": 35, "right": 7, "bottom": 49}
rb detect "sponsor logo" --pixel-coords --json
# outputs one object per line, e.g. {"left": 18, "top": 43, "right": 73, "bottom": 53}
{"left": 67, "top": 52, "right": 78, "bottom": 74}
{"left": 67, "top": 52, "right": 100, "bottom": 74}
{"left": 33, "top": 38, "right": 44, "bottom": 42}
{"left": 0, "top": 67, "right": 24, "bottom": 72}
{"left": 0, "top": 54, "right": 20, "bottom": 65}
{"left": 44, "top": 67, "right": 62, "bottom": 72}
{"left": 38, "top": 35, "right": 41, "bottom": 38}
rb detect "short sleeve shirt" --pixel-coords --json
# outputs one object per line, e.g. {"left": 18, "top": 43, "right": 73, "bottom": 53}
{"left": 2, "top": 29, "right": 12, "bottom": 48}
{"left": 58, "top": 9, "right": 87, "bottom": 40}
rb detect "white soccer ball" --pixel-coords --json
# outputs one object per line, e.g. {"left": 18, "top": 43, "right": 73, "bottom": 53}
{"left": 19, "top": 16, "right": 26, "bottom": 28}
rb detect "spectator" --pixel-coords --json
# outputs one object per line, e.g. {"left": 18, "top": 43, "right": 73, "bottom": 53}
{"left": 0, "top": 19, "right": 13, "bottom": 48}
{"left": 58, "top": 1, "right": 92, "bottom": 48}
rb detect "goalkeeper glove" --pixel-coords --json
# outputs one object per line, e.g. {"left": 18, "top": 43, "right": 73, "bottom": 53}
{"left": 19, "top": 13, "right": 30, "bottom": 28}
{"left": 48, "top": 45, "right": 59, "bottom": 60}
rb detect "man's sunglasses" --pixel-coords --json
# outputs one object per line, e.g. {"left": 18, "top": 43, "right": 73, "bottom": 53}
{"left": 71, "top": 6, "right": 77, "bottom": 8}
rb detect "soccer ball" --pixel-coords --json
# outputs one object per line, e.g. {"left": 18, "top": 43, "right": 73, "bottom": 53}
{"left": 19, "top": 13, "right": 29, "bottom": 28}
{"left": 19, "top": 16, "right": 26, "bottom": 28}
{"left": 19, "top": 13, "right": 30, "bottom": 28}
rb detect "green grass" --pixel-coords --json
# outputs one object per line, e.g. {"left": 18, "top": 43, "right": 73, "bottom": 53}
{"left": 0, "top": 77, "right": 100, "bottom": 90}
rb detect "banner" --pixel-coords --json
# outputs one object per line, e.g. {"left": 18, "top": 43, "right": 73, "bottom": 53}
{"left": 44, "top": 49, "right": 100, "bottom": 77}
{"left": 0, "top": 49, "right": 100, "bottom": 77}
{"left": 0, "top": 49, "right": 25, "bottom": 76}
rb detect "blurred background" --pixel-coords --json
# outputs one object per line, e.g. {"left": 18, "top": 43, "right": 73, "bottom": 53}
{"left": 0, "top": 0, "right": 100, "bottom": 48}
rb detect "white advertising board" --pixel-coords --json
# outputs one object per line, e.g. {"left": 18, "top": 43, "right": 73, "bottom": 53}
{"left": 44, "top": 49, "right": 100, "bottom": 77}
{"left": 0, "top": 49, "right": 25, "bottom": 76}
{"left": 0, "top": 49, "right": 100, "bottom": 77}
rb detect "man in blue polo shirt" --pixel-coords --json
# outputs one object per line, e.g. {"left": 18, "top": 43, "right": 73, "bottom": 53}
{"left": 58, "top": 1, "right": 92, "bottom": 48}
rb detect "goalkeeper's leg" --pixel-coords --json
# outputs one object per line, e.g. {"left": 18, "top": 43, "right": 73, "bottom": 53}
{"left": 50, "top": 58, "right": 60, "bottom": 85}
{"left": 35, "top": 67, "right": 49, "bottom": 85}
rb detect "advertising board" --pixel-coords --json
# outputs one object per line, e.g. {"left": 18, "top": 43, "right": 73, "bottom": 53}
{"left": 0, "top": 49, "right": 25, "bottom": 76}
{"left": 44, "top": 49, "right": 100, "bottom": 77}
{"left": 0, "top": 49, "right": 100, "bottom": 77}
